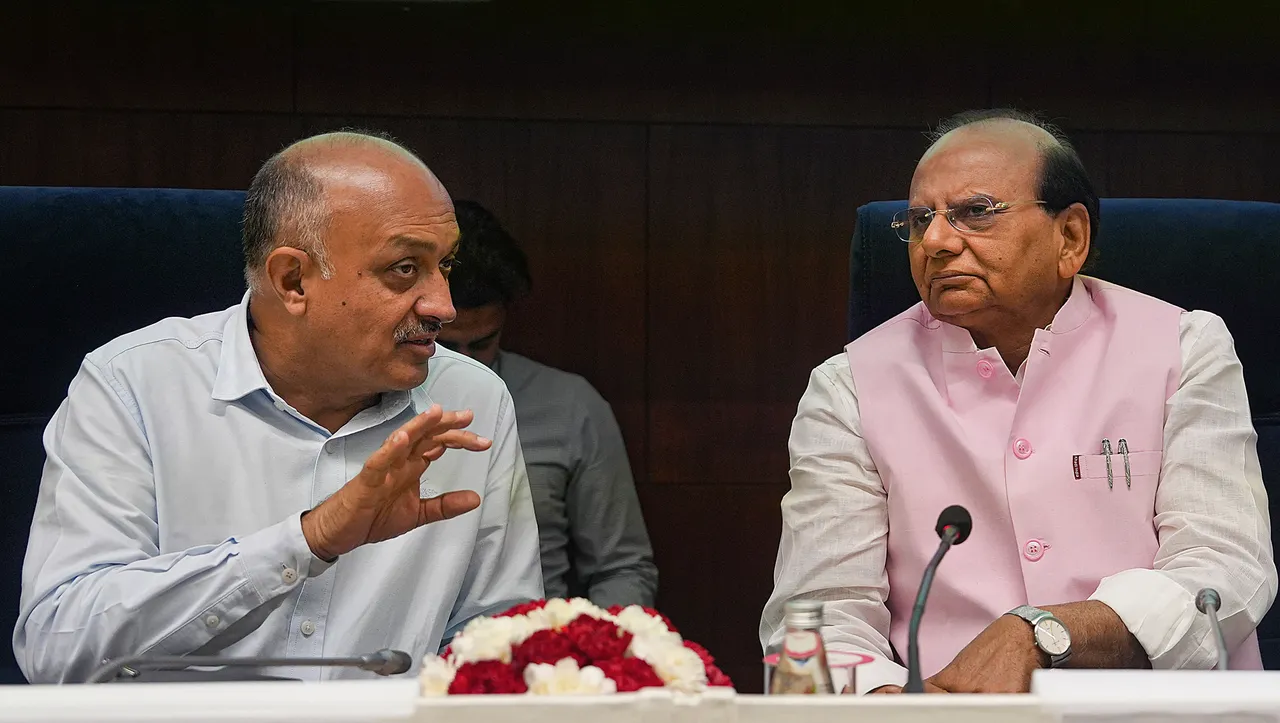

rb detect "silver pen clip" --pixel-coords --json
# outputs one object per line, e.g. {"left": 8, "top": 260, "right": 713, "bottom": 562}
{"left": 1101, "top": 438, "right": 1114, "bottom": 491}
{"left": 1118, "top": 438, "right": 1131, "bottom": 490}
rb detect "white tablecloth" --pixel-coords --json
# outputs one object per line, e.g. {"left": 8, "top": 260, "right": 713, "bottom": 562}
{"left": 2, "top": 672, "right": 1279, "bottom": 723}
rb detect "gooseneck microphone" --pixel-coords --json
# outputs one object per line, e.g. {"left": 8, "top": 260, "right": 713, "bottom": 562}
{"left": 1195, "top": 588, "right": 1228, "bottom": 671}
{"left": 85, "top": 648, "right": 413, "bottom": 684}
{"left": 905, "top": 505, "right": 973, "bottom": 694}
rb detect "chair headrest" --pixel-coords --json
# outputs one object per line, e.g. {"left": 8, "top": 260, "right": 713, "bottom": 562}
{"left": 1, "top": 186, "right": 247, "bottom": 417}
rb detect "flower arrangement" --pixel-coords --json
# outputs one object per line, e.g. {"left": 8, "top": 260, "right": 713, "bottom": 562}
{"left": 419, "top": 598, "right": 734, "bottom": 695}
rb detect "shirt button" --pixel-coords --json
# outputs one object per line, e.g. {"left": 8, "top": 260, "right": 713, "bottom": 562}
{"left": 300, "top": 620, "right": 316, "bottom": 637}
{"left": 282, "top": 567, "right": 298, "bottom": 584}
{"left": 325, "top": 440, "right": 338, "bottom": 454}
{"left": 1024, "top": 539, "right": 1046, "bottom": 562}
{"left": 205, "top": 614, "right": 220, "bottom": 628}
{"left": 1012, "top": 437, "right": 1033, "bottom": 459}
{"left": 976, "top": 359, "right": 995, "bottom": 379}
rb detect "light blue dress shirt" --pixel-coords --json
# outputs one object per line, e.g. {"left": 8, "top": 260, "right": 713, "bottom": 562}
{"left": 14, "top": 295, "right": 544, "bottom": 683}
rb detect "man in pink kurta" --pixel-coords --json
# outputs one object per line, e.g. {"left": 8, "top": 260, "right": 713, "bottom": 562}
{"left": 761, "top": 109, "right": 1276, "bottom": 693}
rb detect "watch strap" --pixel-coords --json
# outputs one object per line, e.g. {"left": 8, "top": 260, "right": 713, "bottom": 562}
{"left": 1008, "top": 605, "right": 1049, "bottom": 625}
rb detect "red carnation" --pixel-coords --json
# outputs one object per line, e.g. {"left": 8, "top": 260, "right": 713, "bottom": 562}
{"left": 682, "top": 640, "right": 715, "bottom": 667}
{"left": 448, "top": 660, "right": 527, "bottom": 695}
{"left": 642, "top": 608, "right": 678, "bottom": 633}
{"left": 605, "top": 605, "right": 679, "bottom": 634}
{"left": 683, "top": 640, "right": 733, "bottom": 688}
{"left": 596, "top": 657, "right": 665, "bottom": 692}
{"left": 513, "top": 629, "right": 587, "bottom": 668}
{"left": 564, "top": 614, "right": 632, "bottom": 662}
{"left": 705, "top": 663, "right": 734, "bottom": 687}
{"left": 496, "top": 600, "right": 549, "bottom": 618}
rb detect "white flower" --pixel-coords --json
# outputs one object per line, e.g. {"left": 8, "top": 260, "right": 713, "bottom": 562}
{"left": 419, "top": 655, "right": 456, "bottom": 696}
{"left": 612, "top": 605, "right": 680, "bottom": 644}
{"left": 534, "top": 598, "right": 606, "bottom": 630}
{"left": 524, "top": 658, "right": 617, "bottom": 695}
{"left": 451, "top": 616, "right": 516, "bottom": 664}
{"left": 505, "top": 613, "right": 546, "bottom": 646}
{"left": 628, "top": 636, "right": 707, "bottom": 693}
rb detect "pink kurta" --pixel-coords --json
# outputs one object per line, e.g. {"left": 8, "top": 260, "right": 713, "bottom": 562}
{"left": 845, "top": 276, "right": 1262, "bottom": 676}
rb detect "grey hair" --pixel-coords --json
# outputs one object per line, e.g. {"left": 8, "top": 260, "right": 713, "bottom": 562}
{"left": 241, "top": 149, "right": 333, "bottom": 292}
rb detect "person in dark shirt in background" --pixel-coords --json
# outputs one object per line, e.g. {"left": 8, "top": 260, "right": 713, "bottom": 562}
{"left": 438, "top": 200, "right": 658, "bottom": 608}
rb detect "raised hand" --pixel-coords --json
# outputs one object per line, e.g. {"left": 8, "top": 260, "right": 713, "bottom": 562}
{"left": 301, "top": 404, "right": 489, "bottom": 561}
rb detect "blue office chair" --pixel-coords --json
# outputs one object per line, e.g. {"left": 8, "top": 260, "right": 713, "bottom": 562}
{"left": 0, "top": 187, "right": 248, "bottom": 683}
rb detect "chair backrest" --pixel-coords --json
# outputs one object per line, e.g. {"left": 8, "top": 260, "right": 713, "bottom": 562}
{"left": 848, "top": 198, "right": 1280, "bottom": 668}
{"left": 0, "top": 186, "right": 247, "bottom": 683}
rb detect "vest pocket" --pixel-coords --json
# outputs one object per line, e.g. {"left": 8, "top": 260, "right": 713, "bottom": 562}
{"left": 1072, "top": 450, "right": 1163, "bottom": 484}
{"left": 1080, "top": 447, "right": 1162, "bottom": 476}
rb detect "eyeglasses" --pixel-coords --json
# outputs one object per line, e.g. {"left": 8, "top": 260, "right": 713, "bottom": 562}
{"left": 890, "top": 197, "right": 1048, "bottom": 243}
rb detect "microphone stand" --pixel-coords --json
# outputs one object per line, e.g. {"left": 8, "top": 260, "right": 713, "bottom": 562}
{"left": 905, "top": 525, "right": 960, "bottom": 693}
{"left": 87, "top": 649, "right": 411, "bottom": 684}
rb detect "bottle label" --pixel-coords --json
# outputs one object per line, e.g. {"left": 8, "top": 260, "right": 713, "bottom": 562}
{"left": 770, "top": 630, "right": 834, "bottom": 695}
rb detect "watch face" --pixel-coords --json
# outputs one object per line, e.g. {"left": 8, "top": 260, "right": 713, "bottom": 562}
{"left": 1035, "top": 618, "right": 1071, "bottom": 656}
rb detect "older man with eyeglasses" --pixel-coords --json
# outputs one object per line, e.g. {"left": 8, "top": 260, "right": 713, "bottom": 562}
{"left": 761, "top": 109, "right": 1276, "bottom": 694}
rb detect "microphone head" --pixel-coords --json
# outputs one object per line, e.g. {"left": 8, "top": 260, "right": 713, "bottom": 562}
{"left": 363, "top": 649, "right": 413, "bottom": 676}
{"left": 1196, "top": 588, "right": 1221, "bottom": 614}
{"left": 935, "top": 505, "right": 973, "bottom": 545}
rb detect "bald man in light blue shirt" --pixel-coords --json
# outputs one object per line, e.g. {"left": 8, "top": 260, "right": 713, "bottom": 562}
{"left": 14, "top": 132, "right": 543, "bottom": 683}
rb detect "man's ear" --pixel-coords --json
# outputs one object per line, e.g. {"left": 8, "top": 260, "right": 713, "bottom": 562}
{"left": 264, "top": 247, "right": 312, "bottom": 316}
{"left": 1057, "top": 202, "right": 1091, "bottom": 279}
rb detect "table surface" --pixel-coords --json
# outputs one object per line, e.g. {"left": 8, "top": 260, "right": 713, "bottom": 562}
{"left": 2, "top": 671, "right": 1279, "bottom": 723}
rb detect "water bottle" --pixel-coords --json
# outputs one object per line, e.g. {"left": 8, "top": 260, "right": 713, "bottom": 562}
{"left": 768, "top": 599, "right": 834, "bottom": 694}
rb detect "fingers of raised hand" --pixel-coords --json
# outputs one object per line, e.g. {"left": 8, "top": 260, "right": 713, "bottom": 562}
{"left": 416, "top": 432, "right": 489, "bottom": 467}
{"left": 418, "top": 490, "right": 481, "bottom": 525}
{"left": 361, "top": 427, "right": 416, "bottom": 477}
{"left": 427, "top": 429, "right": 491, "bottom": 453}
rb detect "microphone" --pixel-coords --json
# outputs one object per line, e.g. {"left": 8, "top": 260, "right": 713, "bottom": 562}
{"left": 1195, "top": 588, "right": 1229, "bottom": 671}
{"left": 86, "top": 648, "right": 413, "bottom": 684}
{"left": 905, "top": 505, "right": 973, "bottom": 693}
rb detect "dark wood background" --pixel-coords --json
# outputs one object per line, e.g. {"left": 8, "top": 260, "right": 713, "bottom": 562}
{"left": 3, "top": 0, "right": 1278, "bottom": 691}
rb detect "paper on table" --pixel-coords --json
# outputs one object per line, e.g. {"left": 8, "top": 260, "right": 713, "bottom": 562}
{"left": 1033, "top": 669, "right": 1280, "bottom": 723}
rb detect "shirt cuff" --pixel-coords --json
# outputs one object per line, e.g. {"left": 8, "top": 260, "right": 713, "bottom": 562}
{"left": 1089, "top": 568, "right": 1200, "bottom": 668}
{"left": 235, "top": 513, "right": 334, "bottom": 602}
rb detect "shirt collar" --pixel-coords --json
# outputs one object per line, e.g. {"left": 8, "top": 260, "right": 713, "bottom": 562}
{"left": 211, "top": 292, "right": 272, "bottom": 402}
{"left": 930, "top": 275, "right": 1092, "bottom": 353}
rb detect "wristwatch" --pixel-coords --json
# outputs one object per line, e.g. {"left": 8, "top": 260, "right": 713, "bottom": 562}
{"left": 1007, "top": 605, "right": 1073, "bottom": 667}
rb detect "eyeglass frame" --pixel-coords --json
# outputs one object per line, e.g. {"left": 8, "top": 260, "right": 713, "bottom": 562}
{"left": 890, "top": 197, "right": 1049, "bottom": 243}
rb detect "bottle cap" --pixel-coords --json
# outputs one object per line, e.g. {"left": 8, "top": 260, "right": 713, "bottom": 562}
{"left": 783, "top": 599, "right": 824, "bottom": 629}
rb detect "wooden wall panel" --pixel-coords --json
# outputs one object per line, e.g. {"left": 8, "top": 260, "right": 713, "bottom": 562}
{"left": 990, "top": 47, "right": 1280, "bottom": 133}
{"left": 0, "top": 2, "right": 293, "bottom": 112}
{"left": 646, "top": 125, "right": 922, "bottom": 486}
{"left": 1102, "top": 133, "right": 1280, "bottom": 201}
{"left": 641, "top": 483, "right": 788, "bottom": 694}
{"left": 492, "top": 122, "right": 649, "bottom": 477}
{"left": 292, "top": 2, "right": 984, "bottom": 127}
{"left": 0, "top": 110, "right": 301, "bottom": 189}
